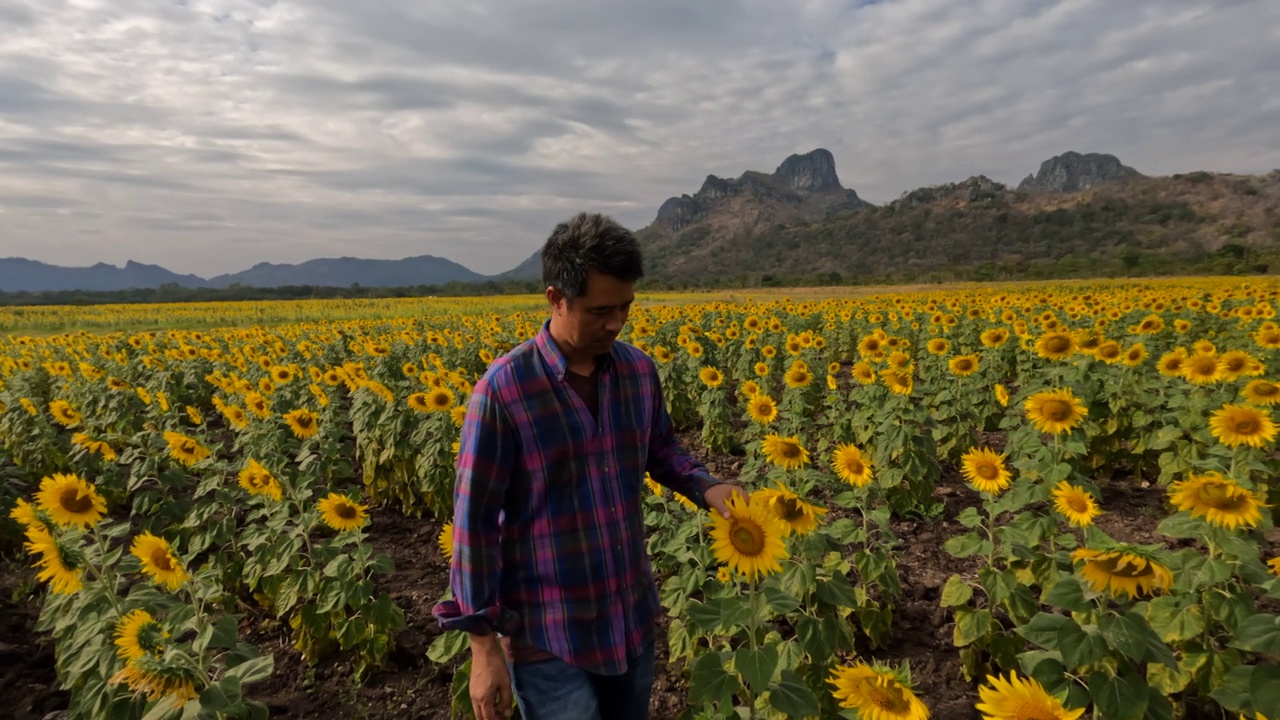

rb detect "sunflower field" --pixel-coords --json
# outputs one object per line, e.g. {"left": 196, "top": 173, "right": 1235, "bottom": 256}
{"left": 2, "top": 278, "right": 1279, "bottom": 720}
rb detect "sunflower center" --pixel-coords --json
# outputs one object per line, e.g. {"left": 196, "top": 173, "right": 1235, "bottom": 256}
{"left": 59, "top": 487, "right": 94, "bottom": 513}
{"left": 1195, "top": 483, "right": 1249, "bottom": 511}
{"left": 334, "top": 502, "right": 357, "bottom": 520}
{"left": 1093, "top": 554, "right": 1152, "bottom": 579}
{"left": 1225, "top": 358, "right": 1246, "bottom": 372}
{"left": 845, "top": 458, "right": 865, "bottom": 475}
{"left": 956, "top": 360, "right": 973, "bottom": 371}
{"left": 1044, "top": 336, "right": 1071, "bottom": 354}
{"left": 1010, "top": 697, "right": 1060, "bottom": 719}
{"left": 1188, "top": 357, "right": 1217, "bottom": 375}
{"left": 149, "top": 548, "right": 175, "bottom": 572}
{"left": 1254, "top": 383, "right": 1279, "bottom": 397}
{"left": 1233, "top": 416, "right": 1260, "bottom": 434}
{"left": 975, "top": 463, "right": 999, "bottom": 480}
{"left": 1041, "top": 399, "right": 1073, "bottom": 421}
{"left": 1066, "top": 495, "right": 1090, "bottom": 513}
{"left": 729, "top": 519, "right": 765, "bottom": 556}
{"left": 779, "top": 442, "right": 802, "bottom": 460}
{"left": 774, "top": 497, "right": 804, "bottom": 522}
{"left": 859, "top": 679, "right": 911, "bottom": 713}
{"left": 295, "top": 415, "right": 314, "bottom": 428}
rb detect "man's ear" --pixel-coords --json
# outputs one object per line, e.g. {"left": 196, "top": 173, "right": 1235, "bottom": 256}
{"left": 546, "top": 286, "right": 563, "bottom": 312}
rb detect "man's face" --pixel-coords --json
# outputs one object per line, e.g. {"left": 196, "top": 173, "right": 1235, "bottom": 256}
{"left": 549, "top": 270, "right": 635, "bottom": 357}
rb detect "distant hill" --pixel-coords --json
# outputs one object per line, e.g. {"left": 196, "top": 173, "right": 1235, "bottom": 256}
{"left": 1017, "top": 151, "right": 1142, "bottom": 193}
{"left": 0, "top": 255, "right": 484, "bottom": 293}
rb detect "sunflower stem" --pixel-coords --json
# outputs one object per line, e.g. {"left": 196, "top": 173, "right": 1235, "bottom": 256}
{"left": 90, "top": 525, "right": 125, "bottom": 618}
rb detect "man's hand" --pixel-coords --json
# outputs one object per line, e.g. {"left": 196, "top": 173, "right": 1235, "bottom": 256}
{"left": 704, "top": 483, "right": 748, "bottom": 519}
{"left": 469, "top": 634, "right": 512, "bottom": 720}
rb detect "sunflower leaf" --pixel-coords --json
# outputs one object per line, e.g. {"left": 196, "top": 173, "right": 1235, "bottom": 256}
{"left": 768, "top": 669, "right": 820, "bottom": 720}
{"left": 1227, "top": 613, "right": 1280, "bottom": 655}
{"left": 689, "top": 650, "right": 737, "bottom": 710}
{"left": 1087, "top": 670, "right": 1149, "bottom": 720}
{"left": 940, "top": 575, "right": 973, "bottom": 608}
{"left": 734, "top": 646, "right": 778, "bottom": 695}
{"left": 1017, "top": 612, "right": 1074, "bottom": 651}
{"left": 1041, "top": 575, "right": 1090, "bottom": 613}
{"left": 1154, "top": 512, "right": 1206, "bottom": 540}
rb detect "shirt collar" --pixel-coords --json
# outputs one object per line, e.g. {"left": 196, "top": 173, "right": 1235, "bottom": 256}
{"left": 535, "top": 318, "right": 614, "bottom": 382}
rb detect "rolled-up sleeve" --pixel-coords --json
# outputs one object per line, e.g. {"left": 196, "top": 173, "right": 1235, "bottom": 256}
{"left": 644, "top": 365, "right": 721, "bottom": 508}
{"left": 432, "top": 377, "right": 519, "bottom": 636}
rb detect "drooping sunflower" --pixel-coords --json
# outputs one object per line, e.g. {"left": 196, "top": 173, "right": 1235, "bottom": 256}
{"left": 9, "top": 498, "right": 46, "bottom": 531}
{"left": 644, "top": 473, "right": 664, "bottom": 497}
{"left": 706, "top": 493, "right": 788, "bottom": 582}
{"left": 48, "top": 400, "right": 82, "bottom": 428}
{"left": 746, "top": 394, "right": 779, "bottom": 425}
{"left": 1034, "top": 332, "right": 1076, "bottom": 361}
{"left": 114, "top": 609, "right": 166, "bottom": 661}
{"left": 1071, "top": 546, "right": 1173, "bottom": 599}
{"left": 35, "top": 473, "right": 107, "bottom": 528}
{"left": 1181, "top": 352, "right": 1223, "bottom": 385}
{"left": 761, "top": 434, "right": 809, "bottom": 470}
{"left": 437, "top": 522, "right": 453, "bottom": 561}
{"left": 828, "top": 662, "right": 930, "bottom": 720}
{"left": 109, "top": 654, "right": 200, "bottom": 706}
{"left": 1242, "top": 379, "right": 1280, "bottom": 406}
{"left": 1051, "top": 481, "right": 1102, "bottom": 527}
{"left": 1168, "top": 472, "right": 1265, "bottom": 530}
{"left": 754, "top": 482, "right": 828, "bottom": 536}
{"left": 699, "top": 366, "right": 724, "bottom": 388}
{"left": 130, "top": 532, "right": 189, "bottom": 591}
{"left": 832, "top": 443, "right": 873, "bottom": 487}
{"left": 975, "top": 670, "right": 1084, "bottom": 720}
{"left": 162, "top": 431, "right": 210, "bottom": 467}
{"left": 238, "top": 459, "right": 283, "bottom": 501}
{"left": 851, "top": 362, "right": 876, "bottom": 385}
{"left": 994, "top": 384, "right": 1010, "bottom": 407}
{"left": 283, "top": 408, "right": 320, "bottom": 439}
{"left": 1024, "top": 388, "right": 1088, "bottom": 435}
{"left": 948, "top": 354, "right": 980, "bottom": 377}
{"left": 960, "top": 447, "right": 1012, "bottom": 495}
{"left": 24, "top": 525, "right": 85, "bottom": 594}
{"left": 317, "top": 493, "right": 369, "bottom": 532}
{"left": 1208, "top": 403, "right": 1277, "bottom": 448}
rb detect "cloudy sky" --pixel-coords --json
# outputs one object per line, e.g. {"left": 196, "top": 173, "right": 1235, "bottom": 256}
{"left": 0, "top": 0, "right": 1277, "bottom": 276}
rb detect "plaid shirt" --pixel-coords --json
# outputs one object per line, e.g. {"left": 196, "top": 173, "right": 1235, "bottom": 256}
{"left": 432, "top": 320, "right": 719, "bottom": 675}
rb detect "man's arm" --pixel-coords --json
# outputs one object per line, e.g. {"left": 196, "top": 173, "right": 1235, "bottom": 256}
{"left": 644, "top": 363, "right": 740, "bottom": 515}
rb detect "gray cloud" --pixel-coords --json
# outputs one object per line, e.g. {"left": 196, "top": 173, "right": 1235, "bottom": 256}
{"left": 0, "top": 0, "right": 1277, "bottom": 276}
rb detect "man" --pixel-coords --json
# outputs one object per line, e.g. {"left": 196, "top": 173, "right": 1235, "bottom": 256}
{"left": 433, "top": 212, "right": 742, "bottom": 720}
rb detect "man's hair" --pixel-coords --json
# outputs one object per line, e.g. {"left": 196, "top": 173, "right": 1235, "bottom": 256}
{"left": 541, "top": 212, "right": 644, "bottom": 304}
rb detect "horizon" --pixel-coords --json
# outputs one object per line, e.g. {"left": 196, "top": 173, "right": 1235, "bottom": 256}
{"left": 2, "top": 0, "right": 1277, "bottom": 275}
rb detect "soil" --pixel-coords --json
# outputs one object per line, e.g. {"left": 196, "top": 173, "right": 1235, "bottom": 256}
{"left": 0, "top": 440, "right": 1250, "bottom": 720}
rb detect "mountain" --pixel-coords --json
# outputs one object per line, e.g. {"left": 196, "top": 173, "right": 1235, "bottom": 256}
{"left": 1017, "top": 151, "right": 1142, "bottom": 193}
{"left": 206, "top": 255, "right": 483, "bottom": 289}
{"left": 0, "top": 258, "right": 207, "bottom": 293}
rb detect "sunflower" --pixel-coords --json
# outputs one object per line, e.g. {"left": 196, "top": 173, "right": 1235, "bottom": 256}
{"left": 114, "top": 609, "right": 166, "bottom": 661}
{"left": 1024, "top": 388, "right": 1087, "bottom": 435}
{"left": 1095, "top": 341, "right": 1122, "bottom": 364}
{"left": 948, "top": 354, "right": 980, "bottom": 377}
{"left": 881, "top": 367, "right": 913, "bottom": 395}
{"left": 851, "top": 362, "right": 876, "bottom": 385}
{"left": 994, "top": 384, "right": 1010, "bottom": 407}
{"left": 20, "top": 397, "right": 38, "bottom": 416}
{"left": 644, "top": 473, "right": 665, "bottom": 497}
{"left": 1181, "top": 352, "right": 1222, "bottom": 385}
{"left": 888, "top": 351, "right": 913, "bottom": 369}
{"left": 761, "top": 434, "right": 809, "bottom": 470}
{"left": 107, "top": 376, "right": 132, "bottom": 391}
{"left": 424, "top": 387, "right": 456, "bottom": 412}
{"left": 746, "top": 394, "right": 779, "bottom": 425}
{"left": 980, "top": 328, "right": 1010, "bottom": 348}
{"left": 1051, "top": 482, "right": 1102, "bottom": 527}
{"left": 24, "top": 525, "right": 85, "bottom": 594}
{"left": 163, "top": 431, "right": 211, "bottom": 467}
{"left": 1034, "top": 332, "right": 1076, "bottom": 360}
{"left": 450, "top": 405, "right": 468, "bottom": 426}
{"left": 1168, "top": 472, "right": 1265, "bottom": 530}
{"left": 707, "top": 493, "right": 788, "bottom": 582}
{"left": 699, "top": 366, "right": 724, "bottom": 388}
{"left": 245, "top": 392, "right": 272, "bottom": 418}
{"left": 976, "top": 671, "right": 1084, "bottom": 720}
{"left": 9, "top": 498, "right": 46, "bottom": 531}
{"left": 221, "top": 405, "right": 249, "bottom": 429}
{"left": 927, "top": 338, "right": 951, "bottom": 355}
{"left": 716, "top": 566, "right": 732, "bottom": 583}
{"left": 1241, "top": 379, "right": 1280, "bottom": 406}
{"left": 754, "top": 482, "right": 828, "bottom": 536}
{"left": 1071, "top": 547, "right": 1173, "bottom": 599}
{"left": 238, "top": 459, "right": 283, "bottom": 501}
{"left": 109, "top": 654, "right": 199, "bottom": 705}
{"left": 785, "top": 366, "right": 813, "bottom": 388}
{"left": 832, "top": 443, "right": 873, "bottom": 487}
{"left": 1269, "top": 557, "right": 1280, "bottom": 577}
{"left": 753, "top": 361, "right": 770, "bottom": 377}
{"left": 960, "top": 447, "right": 1012, "bottom": 495}
{"left": 318, "top": 493, "right": 369, "bottom": 532}
{"left": 437, "top": 522, "right": 453, "bottom": 561}
{"left": 1156, "top": 348, "right": 1187, "bottom": 377}
{"left": 47, "top": 400, "right": 82, "bottom": 428}
{"left": 1122, "top": 343, "right": 1148, "bottom": 367}
{"left": 1208, "top": 403, "right": 1277, "bottom": 448}
{"left": 283, "top": 408, "right": 320, "bottom": 439}
{"left": 828, "top": 662, "right": 930, "bottom": 720}
{"left": 35, "top": 473, "right": 107, "bottom": 528}
{"left": 131, "top": 532, "right": 189, "bottom": 590}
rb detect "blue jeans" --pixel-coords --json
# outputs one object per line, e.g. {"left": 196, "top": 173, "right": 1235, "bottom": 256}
{"left": 507, "top": 640, "right": 655, "bottom": 720}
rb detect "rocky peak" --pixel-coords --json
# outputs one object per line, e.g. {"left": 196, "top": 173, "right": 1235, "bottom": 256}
{"left": 1017, "top": 151, "right": 1142, "bottom": 193}
{"left": 895, "top": 175, "right": 1011, "bottom": 208}
{"left": 773, "top": 148, "right": 842, "bottom": 192}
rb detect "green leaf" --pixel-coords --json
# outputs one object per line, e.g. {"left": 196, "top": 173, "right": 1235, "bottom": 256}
{"left": 768, "top": 669, "right": 820, "bottom": 719}
{"left": 780, "top": 562, "right": 817, "bottom": 599}
{"left": 1155, "top": 513, "right": 1206, "bottom": 540}
{"left": 1044, "top": 462, "right": 1073, "bottom": 483}
{"left": 426, "top": 630, "right": 470, "bottom": 664}
{"left": 944, "top": 531, "right": 984, "bottom": 558}
{"left": 1018, "top": 651, "right": 1068, "bottom": 696}
{"left": 1228, "top": 614, "right": 1280, "bottom": 655}
{"left": 199, "top": 677, "right": 242, "bottom": 712}
{"left": 796, "top": 613, "right": 838, "bottom": 660}
{"left": 1017, "top": 613, "right": 1074, "bottom": 651}
{"left": 689, "top": 651, "right": 738, "bottom": 709}
{"left": 1041, "top": 575, "right": 1090, "bottom": 613}
{"left": 1144, "top": 596, "right": 1204, "bottom": 643}
{"left": 953, "top": 608, "right": 992, "bottom": 647}
{"left": 733, "top": 646, "right": 779, "bottom": 695}
{"left": 1249, "top": 664, "right": 1280, "bottom": 717}
{"left": 815, "top": 573, "right": 858, "bottom": 609}
{"left": 940, "top": 575, "right": 974, "bottom": 608}
{"left": 956, "top": 507, "right": 983, "bottom": 528}
{"left": 1088, "top": 671, "right": 1149, "bottom": 720}
{"left": 763, "top": 586, "right": 802, "bottom": 614}
{"left": 1099, "top": 613, "right": 1146, "bottom": 662}
{"left": 1058, "top": 624, "right": 1107, "bottom": 669}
